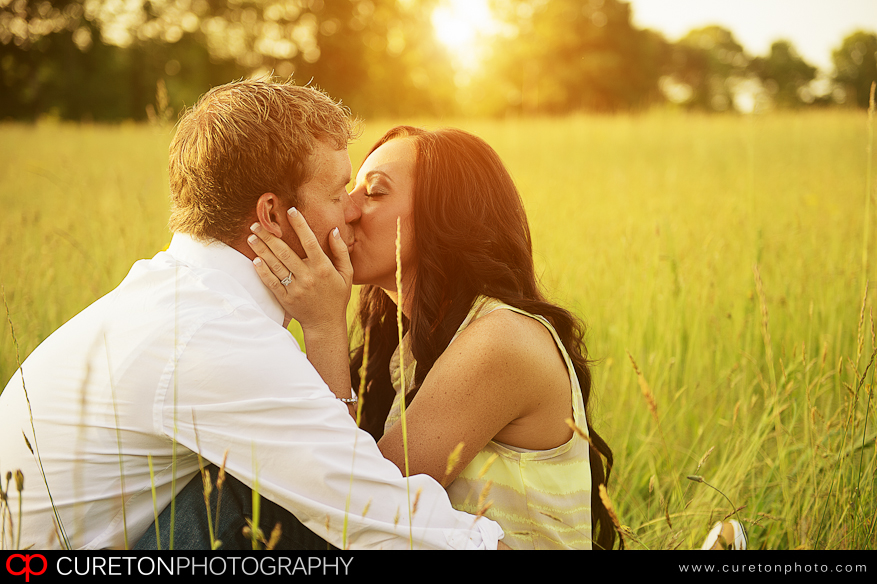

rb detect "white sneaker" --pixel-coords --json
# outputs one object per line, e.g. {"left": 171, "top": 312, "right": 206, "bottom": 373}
{"left": 701, "top": 519, "right": 747, "bottom": 550}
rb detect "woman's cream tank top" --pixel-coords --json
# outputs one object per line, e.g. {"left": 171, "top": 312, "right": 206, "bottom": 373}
{"left": 385, "top": 296, "right": 593, "bottom": 549}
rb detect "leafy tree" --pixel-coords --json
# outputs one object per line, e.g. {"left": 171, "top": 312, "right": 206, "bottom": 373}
{"left": 0, "top": 0, "right": 241, "bottom": 120}
{"left": 291, "top": 0, "right": 456, "bottom": 117}
{"left": 832, "top": 30, "right": 877, "bottom": 108}
{"left": 665, "top": 25, "right": 749, "bottom": 111}
{"left": 476, "top": 0, "right": 668, "bottom": 115}
{"left": 0, "top": 0, "right": 458, "bottom": 120}
{"left": 749, "top": 40, "right": 817, "bottom": 108}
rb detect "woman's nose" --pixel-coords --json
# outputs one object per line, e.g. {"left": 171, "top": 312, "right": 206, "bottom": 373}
{"left": 344, "top": 190, "right": 362, "bottom": 224}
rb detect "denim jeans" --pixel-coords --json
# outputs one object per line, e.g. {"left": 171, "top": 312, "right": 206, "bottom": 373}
{"left": 134, "top": 465, "right": 336, "bottom": 550}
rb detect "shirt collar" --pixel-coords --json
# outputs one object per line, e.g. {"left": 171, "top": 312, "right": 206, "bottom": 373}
{"left": 166, "top": 232, "right": 286, "bottom": 325}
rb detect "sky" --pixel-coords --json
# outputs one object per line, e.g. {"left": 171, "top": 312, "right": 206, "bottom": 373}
{"left": 627, "top": 0, "right": 877, "bottom": 73}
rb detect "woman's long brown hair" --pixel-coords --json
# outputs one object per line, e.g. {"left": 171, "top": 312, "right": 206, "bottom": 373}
{"left": 350, "top": 126, "right": 619, "bottom": 550}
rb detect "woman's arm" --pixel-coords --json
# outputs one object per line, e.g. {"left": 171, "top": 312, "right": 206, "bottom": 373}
{"left": 248, "top": 213, "right": 356, "bottom": 415}
{"left": 378, "top": 309, "right": 574, "bottom": 486}
{"left": 248, "top": 218, "right": 573, "bottom": 474}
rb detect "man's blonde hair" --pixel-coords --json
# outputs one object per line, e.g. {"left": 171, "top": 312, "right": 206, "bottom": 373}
{"left": 168, "top": 77, "right": 358, "bottom": 243}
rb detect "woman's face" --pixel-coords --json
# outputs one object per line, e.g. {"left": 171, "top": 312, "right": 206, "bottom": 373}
{"left": 348, "top": 137, "right": 416, "bottom": 291}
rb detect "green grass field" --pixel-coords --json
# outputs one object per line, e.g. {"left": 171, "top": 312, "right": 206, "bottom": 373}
{"left": 1, "top": 109, "right": 875, "bottom": 549}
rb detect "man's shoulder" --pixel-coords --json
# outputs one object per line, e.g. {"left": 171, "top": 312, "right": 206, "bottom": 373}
{"left": 116, "top": 252, "right": 264, "bottom": 320}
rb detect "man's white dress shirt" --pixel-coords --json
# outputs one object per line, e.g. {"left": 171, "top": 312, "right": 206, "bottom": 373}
{"left": 0, "top": 233, "right": 503, "bottom": 550}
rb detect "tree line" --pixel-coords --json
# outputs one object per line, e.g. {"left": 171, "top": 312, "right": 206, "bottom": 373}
{"left": 1, "top": 0, "right": 875, "bottom": 121}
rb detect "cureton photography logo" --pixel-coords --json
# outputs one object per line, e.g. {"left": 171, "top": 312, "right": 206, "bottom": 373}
{"left": 2, "top": 551, "right": 361, "bottom": 580}
{"left": 6, "top": 554, "right": 48, "bottom": 582}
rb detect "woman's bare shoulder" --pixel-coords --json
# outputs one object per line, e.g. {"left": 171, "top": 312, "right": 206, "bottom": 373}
{"left": 446, "top": 307, "right": 566, "bottom": 388}
{"left": 459, "top": 306, "right": 557, "bottom": 355}
{"left": 444, "top": 306, "right": 574, "bottom": 449}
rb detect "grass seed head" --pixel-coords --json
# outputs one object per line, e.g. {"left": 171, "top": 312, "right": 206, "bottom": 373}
{"left": 722, "top": 505, "right": 747, "bottom": 522}
{"left": 695, "top": 447, "right": 715, "bottom": 472}
{"left": 201, "top": 468, "right": 212, "bottom": 497}
{"left": 857, "top": 284, "right": 868, "bottom": 362}
{"left": 627, "top": 351, "right": 658, "bottom": 422}
{"left": 445, "top": 442, "right": 465, "bottom": 478}
{"left": 217, "top": 450, "right": 228, "bottom": 487}
{"left": 266, "top": 522, "right": 282, "bottom": 550}
{"left": 22, "top": 432, "right": 33, "bottom": 455}
{"left": 477, "top": 480, "right": 494, "bottom": 510}
{"left": 243, "top": 520, "right": 265, "bottom": 547}
{"left": 476, "top": 500, "right": 494, "bottom": 518}
{"left": 539, "top": 510, "right": 564, "bottom": 523}
{"left": 598, "top": 484, "right": 626, "bottom": 546}
{"left": 412, "top": 487, "right": 422, "bottom": 517}
{"left": 666, "top": 530, "right": 683, "bottom": 550}
{"left": 565, "top": 417, "right": 598, "bottom": 452}
{"left": 477, "top": 453, "right": 499, "bottom": 479}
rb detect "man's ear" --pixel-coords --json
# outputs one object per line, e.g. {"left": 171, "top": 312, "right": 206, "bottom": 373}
{"left": 255, "top": 192, "right": 286, "bottom": 237}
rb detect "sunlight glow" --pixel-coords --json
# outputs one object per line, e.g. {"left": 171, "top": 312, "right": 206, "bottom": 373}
{"left": 432, "top": 0, "right": 500, "bottom": 73}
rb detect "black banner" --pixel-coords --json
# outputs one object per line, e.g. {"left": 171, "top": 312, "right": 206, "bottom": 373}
{"left": 1, "top": 549, "right": 874, "bottom": 581}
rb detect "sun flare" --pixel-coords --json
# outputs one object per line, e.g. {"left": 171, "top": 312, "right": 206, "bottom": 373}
{"left": 432, "top": 0, "right": 499, "bottom": 72}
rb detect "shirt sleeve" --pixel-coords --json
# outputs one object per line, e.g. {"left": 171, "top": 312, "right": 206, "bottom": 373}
{"left": 159, "top": 303, "right": 504, "bottom": 550}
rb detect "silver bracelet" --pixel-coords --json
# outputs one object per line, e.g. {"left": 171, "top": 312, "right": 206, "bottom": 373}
{"left": 339, "top": 391, "right": 358, "bottom": 405}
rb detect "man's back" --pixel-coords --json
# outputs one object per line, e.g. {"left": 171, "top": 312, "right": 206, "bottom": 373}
{"left": 1, "top": 234, "right": 503, "bottom": 550}
{"left": 0, "top": 237, "right": 248, "bottom": 549}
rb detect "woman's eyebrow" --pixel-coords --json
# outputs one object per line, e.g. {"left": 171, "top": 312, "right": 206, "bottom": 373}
{"left": 365, "top": 169, "right": 394, "bottom": 184}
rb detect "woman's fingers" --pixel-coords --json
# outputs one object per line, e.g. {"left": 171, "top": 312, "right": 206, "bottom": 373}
{"left": 247, "top": 225, "right": 297, "bottom": 283}
{"left": 247, "top": 229, "right": 292, "bottom": 280}
{"left": 248, "top": 210, "right": 351, "bottom": 331}
{"left": 252, "top": 255, "right": 289, "bottom": 295}
{"left": 328, "top": 226, "right": 354, "bottom": 288}
{"left": 283, "top": 207, "right": 351, "bottom": 292}
{"left": 286, "top": 207, "right": 326, "bottom": 262}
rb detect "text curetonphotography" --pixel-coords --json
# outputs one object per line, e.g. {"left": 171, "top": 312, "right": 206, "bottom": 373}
{"left": 54, "top": 555, "right": 354, "bottom": 577}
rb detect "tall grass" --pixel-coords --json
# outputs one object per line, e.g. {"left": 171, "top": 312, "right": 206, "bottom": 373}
{"left": 394, "top": 216, "right": 414, "bottom": 548}
{"left": 1, "top": 108, "right": 874, "bottom": 549}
